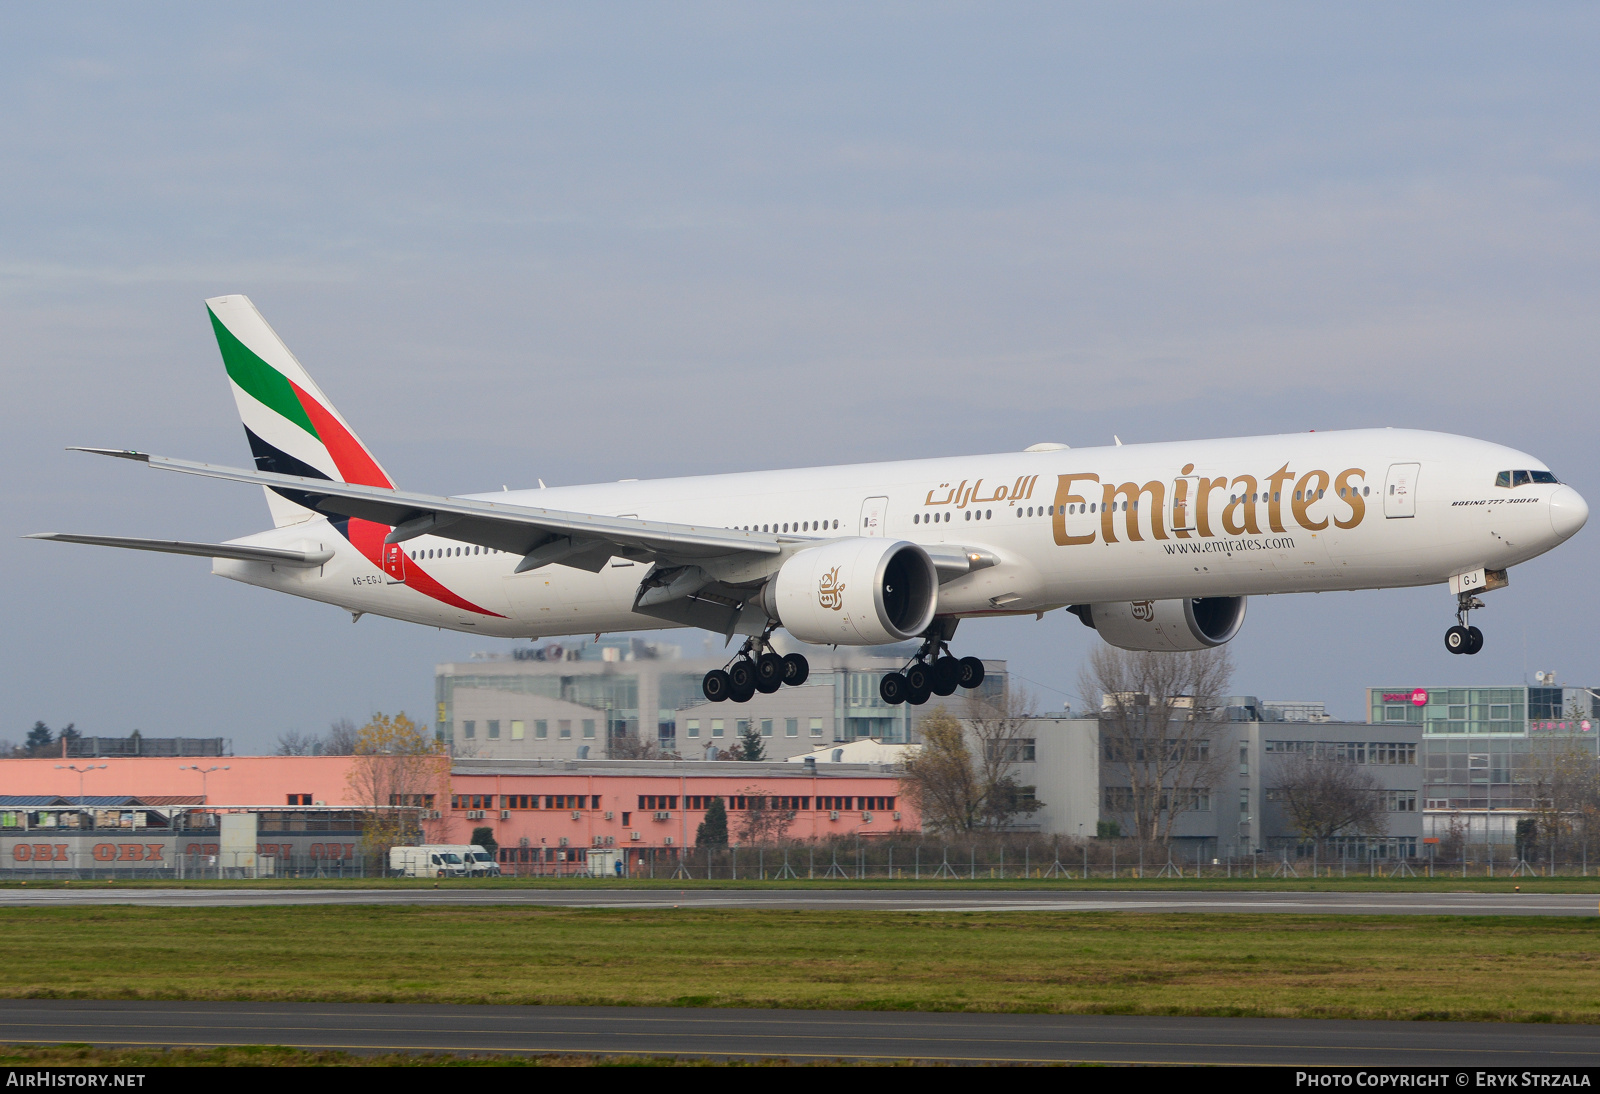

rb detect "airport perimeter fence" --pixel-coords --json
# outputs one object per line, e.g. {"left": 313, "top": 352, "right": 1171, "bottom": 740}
{"left": 506, "top": 837, "right": 1600, "bottom": 881}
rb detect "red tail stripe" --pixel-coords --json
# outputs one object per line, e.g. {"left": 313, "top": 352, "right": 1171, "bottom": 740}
{"left": 289, "top": 381, "right": 393, "bottom": 489}
{"left": 345, "top": 518, "right": 503, "bottom": 618}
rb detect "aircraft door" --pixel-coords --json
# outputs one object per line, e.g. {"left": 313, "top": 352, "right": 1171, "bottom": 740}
{"left": 1383, "top": 463, "right": 1421, "bottom": 518}
{"left": 382, "top": 542, "right": 407, "bottom": 583}
{"left": 859, "top": 496, "right": 889, "bottom": 537}
{"left": 1170, "top": 476, "right": 1203, "bottom": 533}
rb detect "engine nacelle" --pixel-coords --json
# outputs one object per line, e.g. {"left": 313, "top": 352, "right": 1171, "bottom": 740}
{"left": 763, "top": 538, "right": 938, "bottom": 646}
{"left": 1074, "top": 596, "right": 1247, "bottom": 652}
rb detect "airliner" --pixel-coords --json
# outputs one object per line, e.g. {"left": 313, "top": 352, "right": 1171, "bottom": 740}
{"left": 30, "top": 296, "right": 1588, "bottom": 707}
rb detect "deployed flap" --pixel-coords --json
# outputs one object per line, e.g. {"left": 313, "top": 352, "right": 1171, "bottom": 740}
{"left": 25, "top": 532, "right": 333, "bottom": 567}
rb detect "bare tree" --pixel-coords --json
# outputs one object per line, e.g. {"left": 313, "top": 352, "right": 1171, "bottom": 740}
{"left": 1081, "top": 646, "right": 1232, "bottom": 859}
{"left": 966, "top": 686, "right": 1043, "bottom": 828}
{"left": 274, "top": 730, "right": 315, "bottom": 756}
{"left": 732, "top": 786, "right": 797, "bottom": 844}
{"left": 1269, "top": 751, "right": 1382, "bottom": 850}
{"left": 610, "top": 736, "right": 675, "bottom": 760}
{"left": 1524, "top": 731, "right": 1600, "bottom": 860}
{"left": 324, "top": 717, "right": 359, "bottom": 756}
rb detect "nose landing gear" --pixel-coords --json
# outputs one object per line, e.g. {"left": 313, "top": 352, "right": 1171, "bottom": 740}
{"left": 701, "top": 628, "right": 811, "bottom": 703}
{"left": 1445, "top": 592, "right": 1485, "bottom": 655}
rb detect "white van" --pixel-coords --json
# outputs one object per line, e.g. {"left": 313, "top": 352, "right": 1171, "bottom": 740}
{"left": 442, "top": 844, "right": 502, "bottom": 877}
{"left": 389, "top": 845, "right": 469, "bottom": 878}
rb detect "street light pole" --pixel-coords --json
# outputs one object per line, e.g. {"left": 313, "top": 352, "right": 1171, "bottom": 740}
{"left": 54, "top": 763, "right": 108, "bottom": 812}
{"left": 179, "top": 764, "right": 230, "bottom": 805}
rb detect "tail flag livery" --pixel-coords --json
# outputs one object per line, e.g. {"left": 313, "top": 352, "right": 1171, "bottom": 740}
{"left": 207, "top": 295, "right": 394, "bottom": 527}
{"left": 206, "top": 295, "right": 501, "bottom": 617}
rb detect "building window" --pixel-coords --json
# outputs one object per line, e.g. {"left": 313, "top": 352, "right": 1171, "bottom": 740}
{"left": 503, "top": 795, "right": 537, "bottom": 810}
{"left": 712, "top": 719, "right": 725, "bottom": 738}
{"left": 761, "top": 719, "right": 774, "bottom": 737}
{"left": 638, "top": 796, "right": 679, "bottom": 810}
{"left": 511, "top": 720, "right": 525, "bottom": 741}
{"left": 535, "top": 720, "right": 547, "bottom": 739}
{"left": 559, "top": 720, "right": 572, "bottom": 739}
{"left": 686, "top": 719, "right": 700, "bottom": 738}
{"left": 488, "top": 720, "right": 500, "bottom": 739}
{"left": 810, "top": 718, "right": 823, "bottom": 738}
{"left": 582, "top": 719, "right": 596, "bottom": 739}
{"left": 462, "top": 720, "right": 476, "bottom": 739}
{"left": 786, "top": 718, "right": 799, "bottom": 737}
{"left": 287, "top": 794, "right": 312, "bottom": 805}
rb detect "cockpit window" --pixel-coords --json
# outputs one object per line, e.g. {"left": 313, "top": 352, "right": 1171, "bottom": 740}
{"left": 1496, "top": 470, "right": 1559, "bottom": 488}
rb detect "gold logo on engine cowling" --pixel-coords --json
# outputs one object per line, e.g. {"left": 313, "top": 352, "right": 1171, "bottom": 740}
{"left": 1131, "top": 600, "right": 1155, "bottom": 621}
{"left": 818, "top": 566, "right": 846, "bottom": 610}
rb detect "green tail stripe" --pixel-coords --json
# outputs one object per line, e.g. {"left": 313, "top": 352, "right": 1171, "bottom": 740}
{"left": 209, "top": 306, "right": 319, "bottom": 440}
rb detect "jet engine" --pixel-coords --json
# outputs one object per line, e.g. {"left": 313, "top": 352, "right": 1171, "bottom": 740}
{"left": 1069, "top": 596, "right": 1247, "bottom": 653}
{"left": 762, "top": 538, "right": 938, "bottom": 646}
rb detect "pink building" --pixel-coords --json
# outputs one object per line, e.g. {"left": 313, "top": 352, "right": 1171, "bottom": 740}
{"left": 1, "top": 756, "right": 916, "bottom": 871}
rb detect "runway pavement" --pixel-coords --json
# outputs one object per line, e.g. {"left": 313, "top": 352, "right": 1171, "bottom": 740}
{"left": 0, "top": 999, "right": 1594, "bottom": 1065}
{"left": 0, "top": 885, "right": 1595, "bottom": 915}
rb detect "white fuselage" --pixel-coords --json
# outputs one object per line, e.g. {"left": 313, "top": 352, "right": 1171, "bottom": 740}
{"left": 215, "top": 427, "right": 1585, "bottom": 641}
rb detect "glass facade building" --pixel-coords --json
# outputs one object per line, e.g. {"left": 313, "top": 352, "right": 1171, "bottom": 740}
{"left": 1367, "top": 685, "right": 1597, "bottom": 811}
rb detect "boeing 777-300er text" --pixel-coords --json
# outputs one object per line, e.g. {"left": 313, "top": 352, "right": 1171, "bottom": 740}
{"left": 29, "top": 296, "right": 1590, "bottom": 705}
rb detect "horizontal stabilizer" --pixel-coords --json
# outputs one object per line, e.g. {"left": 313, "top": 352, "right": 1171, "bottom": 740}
{"left": 25, "top": 533, "right": 333, "bottom": 567}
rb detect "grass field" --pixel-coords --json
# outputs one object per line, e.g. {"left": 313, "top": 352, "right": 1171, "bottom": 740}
{"left": 1, "top": 905, "right": 1597, "bottom": 1023}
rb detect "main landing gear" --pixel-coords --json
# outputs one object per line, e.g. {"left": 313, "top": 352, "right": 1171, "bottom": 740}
{"left": 1445, "top": 591, "right": 1485, "bottom": 656}
{"left": 879, "top": 633, "right": 985, "bottom": 707}
{"left": 702, "top": 630, "right": 810, "bottom": 704}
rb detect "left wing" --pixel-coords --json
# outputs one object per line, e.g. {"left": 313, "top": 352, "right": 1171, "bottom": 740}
{"left": 65, "top": 448, "right": 782, "bottom": 574}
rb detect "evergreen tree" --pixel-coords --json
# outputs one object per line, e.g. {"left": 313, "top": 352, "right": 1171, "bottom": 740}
{"left": 737, "top": 721, "right": 765, "bottom": 762}
{"left": 695, "top": 797, "right": 729, "bottom": 847}
{"left": 470, "top": 825, "right": 498, "bottom": 857}
{"left": 25, "top": 722, "right": 52, "bottom": 753}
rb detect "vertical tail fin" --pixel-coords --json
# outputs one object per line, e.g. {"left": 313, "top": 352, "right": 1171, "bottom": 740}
{"left": 206, "top": 295, "right": 394, "bottom": 527}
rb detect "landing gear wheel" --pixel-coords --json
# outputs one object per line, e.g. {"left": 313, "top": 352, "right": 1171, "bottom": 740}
{"left": 906, "top": 680, "right": 932, "bottom": 705}
{"left": 728, "top": 659, "right": 756, "bottom": 692}
{"left": 781, "top": 653, "right": 810, "bottom": 686}
{"left": 957, "top": 656, "right": 986, "bottom": 689}
{"left": 1445, "top": 625, "right": 1469, "bottom": 655}
{"left": 754, "top": 652, "right": 784, "bottom": 693}
{"left": 880, "top": 672, "right": 908, "bottom": 705}
{"left": 904, "top": 661, "right": 933, "bottom": 695}
{"left": 730, "top": 680, "right": 756, "bottom": 704}
{"left": 702, "top": 669, "right": 732, "bottom": 703}
{"left": 1464, "top": 626, "right": 1484, "bottom": 655}
{"left": 931, "top": 656, "right": 960, "bottom": 696}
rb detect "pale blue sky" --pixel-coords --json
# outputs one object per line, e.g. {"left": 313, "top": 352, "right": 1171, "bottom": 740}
{"left": 3, "top": 5, "right": 1596, "bottom": 750}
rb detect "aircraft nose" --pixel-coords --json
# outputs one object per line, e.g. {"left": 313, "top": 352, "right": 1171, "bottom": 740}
{"left": 1549, "top": 485, "right": 1589, "bottom": 542}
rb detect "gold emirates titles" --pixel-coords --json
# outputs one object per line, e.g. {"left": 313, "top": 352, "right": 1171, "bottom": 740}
{"left": 920, "top": 463, "right": 1369, "bottom": 546}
